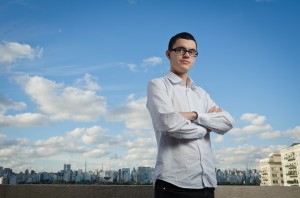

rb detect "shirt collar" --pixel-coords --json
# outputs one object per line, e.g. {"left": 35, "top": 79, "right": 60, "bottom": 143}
{"left": 166, "top": 71, "right": 196, "bottom": 88}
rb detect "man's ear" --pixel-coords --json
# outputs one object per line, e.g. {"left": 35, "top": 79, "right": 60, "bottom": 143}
{"left": 166, "top": 50, "right": 171, "bottom": 59}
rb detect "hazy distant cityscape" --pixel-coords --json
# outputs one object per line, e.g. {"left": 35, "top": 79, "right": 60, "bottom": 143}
{"left": 0, "top": 163, "right": 260, "bottom": 186}
{"left": 1, "top": 143, "right": 299, "bottom": 186}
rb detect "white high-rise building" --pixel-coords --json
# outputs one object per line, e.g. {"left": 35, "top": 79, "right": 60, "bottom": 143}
{"left": 63, "top": 164, "right": 72, "bottom": 182}
{"left": 259, "top": 153, "right": 283, "bottom": 186}
{"left": 280, "top": 143, "right": 300, "bottom": 186}
{"left": 64, "top": 164, "right": 71, "bottom": 172}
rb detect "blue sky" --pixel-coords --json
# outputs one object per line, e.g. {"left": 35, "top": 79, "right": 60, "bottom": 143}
{"left": 0, "top": 0, "right": 299, "bottom": 173}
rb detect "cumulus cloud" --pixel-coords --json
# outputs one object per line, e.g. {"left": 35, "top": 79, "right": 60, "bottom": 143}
{"left": 229, "top": 113, "right": 272, "bottom": 135}
{"left": 34, "top": 135, "right": 87, "bottom": 157}
{"left": 68, "top": 126, "right": 122, "bottom": 145}
{"left": 0, "top": 113, "right": 47, "bottom": 127}
{"left": 82, "top": 148, "right": 109, "bottom": 158}
{"left": 74, "top": 73, "right": 101, "bottom": 91}
{"left": 0, "top": 121, "right": 155, "bottom": 171}
{"left": 0, "top": 94, "right": 48, "bottom": 127}
{"left": 284, "top": 126, "right": 300, "bottom": 142}
{"left": 105, "top": 96, "right": 152, "bottom": 130}
{"left": 214, "top": 144, "right": 287, "bottom": 169}
{"left": 260, "top": 130, "right": 281, "bottom": 139}
{"left": 124, "top": 137, "right": 156, "bottom": 148}
{"left": 0, "top": 124, "right": 122, "bottom": 169}
{"left": 125, "top": 56, "right": 163, "bottom": 72}
{"left": 123, "top": 137, "right": 157, "bottom": 163}
{"left": 0, "top": 95, "right": 26, "bottom": 113}
{"left": 14, "top": 74, "right": 106, "bottom": 121}
{"left": 0, "top": 134, "right": 29, "bottom": 147}
{"left": 233, "top": 136, "right": 249, "bottom": 143}
{"left": 0, "top": 42, "right": 43, "bottom": 64}
{"left": 142, "top": 56, "right": 162, "bottom": 66}
{"left": 229, "top": 113, "right": 300, "bottom": 144}
{"left": 213, "top": 135, "right": 224, "bottom": 143}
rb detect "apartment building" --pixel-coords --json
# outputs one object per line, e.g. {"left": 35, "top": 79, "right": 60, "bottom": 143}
{"left": 280, "top": 143, "right": 300, "bottom": 186}
{"left": 259, "top": 153, "right": 283, "bottom": 186}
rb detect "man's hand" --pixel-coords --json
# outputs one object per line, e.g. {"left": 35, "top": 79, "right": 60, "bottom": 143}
{"left": 179, "top": 112, "right": 198, "bottom": 121}
{"left": 208, "top": 106, "right": 222, "bottom": 113}
{"left": 179, "top": 106, "right": 222, "bottom": 121}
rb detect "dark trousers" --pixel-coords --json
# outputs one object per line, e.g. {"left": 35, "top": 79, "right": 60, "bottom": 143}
{"left": 154, "top": 179, "right": 215, "bottom": 198}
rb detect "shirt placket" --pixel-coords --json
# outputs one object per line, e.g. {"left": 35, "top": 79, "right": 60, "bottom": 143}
{"left": 186, "top": 87, "right": 195, "bottom": 112}
{"left": 186, "top": 87, "right": 205, "bottom": 185}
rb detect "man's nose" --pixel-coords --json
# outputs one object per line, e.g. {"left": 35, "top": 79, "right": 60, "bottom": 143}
{"left": 183, "top": 51, "right": 191, "bottom": 57}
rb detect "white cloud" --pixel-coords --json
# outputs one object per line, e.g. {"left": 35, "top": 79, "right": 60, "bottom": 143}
{"left": 15, "top": 74, "right": 107, "bottom": 121}
{"left": 241, "top": 113, "right": 266, "bottom": 125}
{"left": 0, "top": 113, "right": 47, "bottom": 127}
{"left": 260, "top": 130, "right": 281, "bottom": 139}
{"left": 0, "top": 42, "right": 43, "bottom": 64}
{"left": 124, "top": 137, "right": 156, "bottom": 148}
{"left": 83, "top": 148, "right": 109, "bottom": 158}
{"left": 0, "top": 91, "right": 47, "bottom": 127}
{"left": 213, "top": 134, "right": 224, "bottom": 143}
{"left": 125, "top": 56, "right": 163, "bottom": 72}
{"left": 142, "top": 56, "right": 162, "bottom": 66}
{"left": 230, "top": 113, "right": 300, "bottom": 144}
{"left": 233, "top": 136, "right": 249, "bottom": 143}
{"left": 127, "top": 63, "right": 137, "bottom": 71}
{"left": 74, "top": 73, "right": 101, "bottom": 91}
{"left": 0, "top": 95, "right": 26, "bottom": 114}
{"left": 68, "top": 126, "right": 122, "bottom": 145}
{"left": 34, "top": 136, "right": 86, "bottom": 157}
{"left": 123, "top": 137, "right": 157, "bottom": 162}
{"left": 0, "top": 121, "right": 155, "bottom": 171}
{"left": 214, "top": 144, "right": 287, "bottom": 169}
{"left": 124, "top": 147, "right": 156, "bottom": 161}
{"left": 284, "top": 126, "right": 300, "bottom": 142}
{"left": 105, "top": 96, "right": 152, "bottom": 130}
{"left": 230, "top": 113, "right": 272, "bottom": 135}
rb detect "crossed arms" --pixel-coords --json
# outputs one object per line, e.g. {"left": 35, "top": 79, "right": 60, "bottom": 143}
{"left": 146, "top": 79, "right": 234, "bottom": 139}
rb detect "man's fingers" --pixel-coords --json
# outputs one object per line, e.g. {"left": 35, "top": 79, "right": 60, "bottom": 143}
{"left": 215, "top": 108, "right": 222, "bottom": 112}
{"left": 208, "top": 106, "right": 223, "bottom": 113}
{"left": 208, "top": 106, "right": 216, "bottom": 113}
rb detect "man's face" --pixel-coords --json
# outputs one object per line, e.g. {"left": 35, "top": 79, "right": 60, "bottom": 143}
{"left": 166, "top": 38, "right": 197, "bottom": 75}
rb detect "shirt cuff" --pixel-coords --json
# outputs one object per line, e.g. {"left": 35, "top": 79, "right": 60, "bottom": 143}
{"left": 196, "top": 113, "right": 210, "bottom": 125}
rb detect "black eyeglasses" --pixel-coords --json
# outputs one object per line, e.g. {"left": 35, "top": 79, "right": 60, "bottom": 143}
{"left": 170, "top": 47, "right": 198, "bottom": 57}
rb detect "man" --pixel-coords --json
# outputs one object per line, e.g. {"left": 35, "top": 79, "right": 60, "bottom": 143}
{"left": 146, "top": 32, "right": 234, "bottom": 198}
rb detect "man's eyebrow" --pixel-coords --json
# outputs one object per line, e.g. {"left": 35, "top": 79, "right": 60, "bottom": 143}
{"left": 175, "top": 46, "right": 197, "bottom": 50}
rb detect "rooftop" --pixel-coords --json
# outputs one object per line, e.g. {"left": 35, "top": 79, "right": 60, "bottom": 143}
{"left": 1, "top": 185, "right": 300, "bottom": 198}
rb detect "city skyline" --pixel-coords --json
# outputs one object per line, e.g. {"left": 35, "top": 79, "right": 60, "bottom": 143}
{"left": 1, "top": 162, "right": 259, "bottom": 185}
{"left": 1, "top": 0, "right": 300, "bottom": 173}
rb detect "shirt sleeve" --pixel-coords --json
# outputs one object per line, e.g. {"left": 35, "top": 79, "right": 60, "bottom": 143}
{"left": 193, "top": 88, "right": 234, "bottom": 135}
{"left": 146, "top": 79, "right": 207, "bottom": 139}
{"left": 195, "top": 111, "right": 234, "bottom": 134}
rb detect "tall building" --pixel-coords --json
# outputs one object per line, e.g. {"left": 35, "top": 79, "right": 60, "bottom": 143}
{"left": 63, "top": 164, "right": 72, "bottom": 182}
{"left": 137, "top": 167, "right": 153, "bottom": 184}
{"left": 64, "top": 164, "right": 71, "bottom": 172}
{"left": 121, "top": 168, "right": 131, "bottom": 182}
{"left": 280, "top": 143, "right": 300, "bottom": 186}
{"left": 131, "top": 167, "right": 138, "bottom": 183}
{"left": 259, "top": 153, "right": 283, "bottom": 186}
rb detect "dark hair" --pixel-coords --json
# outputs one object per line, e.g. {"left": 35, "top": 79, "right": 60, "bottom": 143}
{"left": 168, "top": 32, "right": 197, "bottom": 51}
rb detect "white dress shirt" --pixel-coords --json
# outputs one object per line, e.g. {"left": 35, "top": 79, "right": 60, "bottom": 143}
{"left": 146, "top": 71, "right": 234, "bottom": 189}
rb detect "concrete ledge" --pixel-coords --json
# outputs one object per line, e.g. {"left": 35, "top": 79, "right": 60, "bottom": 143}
{"left": 1, "top": 185, "right": 300, "bottom": 198}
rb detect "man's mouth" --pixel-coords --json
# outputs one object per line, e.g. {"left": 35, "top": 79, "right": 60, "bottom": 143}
{"left": 180, "top": 60, "right": 190, "bottom": 64}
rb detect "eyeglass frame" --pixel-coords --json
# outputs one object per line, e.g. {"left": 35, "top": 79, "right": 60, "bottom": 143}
{"left": 169, "top": 47, "right": 198, "bottom": 57}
